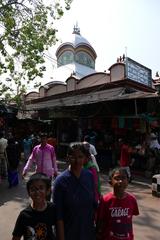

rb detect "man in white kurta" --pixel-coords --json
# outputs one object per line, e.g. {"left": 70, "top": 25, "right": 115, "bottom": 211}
{"left": 0, "top": 132, "right": 8, "bottom": 180}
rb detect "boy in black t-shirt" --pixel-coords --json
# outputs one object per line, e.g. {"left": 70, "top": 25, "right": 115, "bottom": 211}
{"left": 12, "top": 173, "right": 56, "bottom": 240}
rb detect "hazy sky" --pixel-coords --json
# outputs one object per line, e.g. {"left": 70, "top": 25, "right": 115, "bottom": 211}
{"left": 50, "top": 0, "right": 160, "bottom": 77}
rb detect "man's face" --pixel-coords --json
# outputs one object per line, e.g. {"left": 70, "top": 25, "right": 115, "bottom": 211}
{"left": 41, "top": 136, "right": 47, "bottom": 145}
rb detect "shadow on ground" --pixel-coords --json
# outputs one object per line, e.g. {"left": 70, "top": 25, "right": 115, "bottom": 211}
{"left": 0, "top": 179, "right": 28, "bottom": 208}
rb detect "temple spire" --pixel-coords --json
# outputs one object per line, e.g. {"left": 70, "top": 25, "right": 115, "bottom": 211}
{"left": 73, "top": 22, "right": 80, "bottom": 35}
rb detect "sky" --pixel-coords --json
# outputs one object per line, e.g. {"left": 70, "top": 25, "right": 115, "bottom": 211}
{"left": 46, "top": 0, "right": 160, "bottom": 78}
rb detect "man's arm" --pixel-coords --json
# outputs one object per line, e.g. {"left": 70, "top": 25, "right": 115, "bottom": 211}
{"left": 22, "top": 147, "right": 36, "bottom": 177}
{"left": 51, "top": 146, "right": 58, "bottom": 176}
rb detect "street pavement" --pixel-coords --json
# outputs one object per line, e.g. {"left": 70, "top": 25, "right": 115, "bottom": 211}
{"left": 0, "top": 160, "right": 159, "bottom": 240}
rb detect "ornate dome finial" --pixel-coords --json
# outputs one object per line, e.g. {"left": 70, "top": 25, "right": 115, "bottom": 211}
{"left": 73, "top": 22, "right": 80, "bottom": 35}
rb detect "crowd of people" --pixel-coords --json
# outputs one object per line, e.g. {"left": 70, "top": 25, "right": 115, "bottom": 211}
{"left": 94, "top": 130, "right": 160, "bottom": 178}
{"left": 1, "top": 128, "right": 160, "bottom": 187}
{"left": 1, "top": 117, "right": 160, "bottom": 240}
{"left": 2, "top": 128, "right": 160, "bottom": 239}
{"left": 3, "top": 132, "right": 139, "bottom": 240}
{"left": 1, "top": 128, "right": 160, "bottom": 239}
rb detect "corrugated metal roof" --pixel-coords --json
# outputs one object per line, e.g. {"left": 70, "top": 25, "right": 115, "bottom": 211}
{"left": 26, "top": 87, "right": 158, "bottom": 111}
{"left": 118, "top": 90, "right": 158, "bottom": 100}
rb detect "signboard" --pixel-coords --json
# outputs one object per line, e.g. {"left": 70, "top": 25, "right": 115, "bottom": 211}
{"left": 125, "top": 57, "right": 152, "bottom": 87}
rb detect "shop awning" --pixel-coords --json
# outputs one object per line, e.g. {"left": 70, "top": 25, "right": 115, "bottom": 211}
{"left": 26, "top": 87, "right": 158, "bottom": 111}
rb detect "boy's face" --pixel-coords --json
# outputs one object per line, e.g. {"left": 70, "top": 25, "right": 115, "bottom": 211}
{"left": 111, "top": 170, "right": 128, "bottom": 192}
{"left": 28, "top": 180, "right": 49, "bottom": 203}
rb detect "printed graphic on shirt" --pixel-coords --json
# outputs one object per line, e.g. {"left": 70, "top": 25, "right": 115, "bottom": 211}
{"left": 26, "top": 223, "right": 47, "bottom": 240}
{"left": 111, "top": 207, "right": 129, "bottom": 217}
{"left": 110, "top": 207, "right": 132, "bottom": 238}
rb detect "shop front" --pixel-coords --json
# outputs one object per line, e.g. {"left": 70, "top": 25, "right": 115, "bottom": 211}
{"left": 61, "top": 97, "right": 160, "bottom": 172}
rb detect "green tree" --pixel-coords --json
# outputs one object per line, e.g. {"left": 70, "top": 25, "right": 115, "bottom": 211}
{"left": 0, "top": 0, "right": 72, "bottom": 106}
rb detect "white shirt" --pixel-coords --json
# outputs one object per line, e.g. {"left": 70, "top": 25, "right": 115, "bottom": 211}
{"left": 0, "top": 137, "right": 8, "bottom": 153}
{"left": 150, "top": 139, "right": 160, "bottom": 149}
{"left": 89, "top": 144, "right": 97, "bottom": 156}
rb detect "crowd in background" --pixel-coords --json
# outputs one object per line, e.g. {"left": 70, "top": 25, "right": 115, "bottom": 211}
{"left": 2, "top": 126, "right": 160, "bottom": 239}
{"left": 1, "top": 127, "right": 160, "bottom": 188}
{"left": 85, "top": 129, "right": 160, "bottom": 177}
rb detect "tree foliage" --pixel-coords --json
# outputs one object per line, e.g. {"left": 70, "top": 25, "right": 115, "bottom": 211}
{"left": 0, "top": 0, "right": 72, "bottom": 106}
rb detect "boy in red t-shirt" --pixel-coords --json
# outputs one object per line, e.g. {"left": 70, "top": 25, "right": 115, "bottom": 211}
{"left": 96, "top": 167, "right": 139, "bottom": 240}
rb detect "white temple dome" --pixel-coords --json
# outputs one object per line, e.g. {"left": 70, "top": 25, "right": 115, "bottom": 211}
{"left": 56, "top": 25, "right": 97, "bottom": 59}
{"left": 56, "top": 34, "right": 95, "bottom": 53}
{"left": 45, "top": 25, "right": 97, "bottom": 84}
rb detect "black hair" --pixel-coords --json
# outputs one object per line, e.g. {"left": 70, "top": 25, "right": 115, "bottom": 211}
{"left": 26, "top": 173, "right": 51, "bottom": 193}
{"left": 40, "top": 133, "right": 48, "bottom": 138}
{"left": 67, "top": 142, "right": 90, "bottom": 158}
{"left": 108, "top": 167, "right": 129, "bottom": 184}
{"left": 84, "top": 135, "right": 90, "bottom": 143}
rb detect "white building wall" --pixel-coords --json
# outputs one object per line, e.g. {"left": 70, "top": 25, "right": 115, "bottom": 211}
{"left": 77, "top": 73, "right": 110, "bottom": 89}
{"left": 39, "top": 87, "right": 46, "bottom": 97}
{"left": 66, "top": 77, "right": 77, "bottom": 91}
{"left": 46, "top": 85, "right": 67, "bottom": 96}
{"left": 25, "top": 92, "right": 39, "bottom": 101}
{"left": 110, "top": 64, "right": 125, "bottom": 82}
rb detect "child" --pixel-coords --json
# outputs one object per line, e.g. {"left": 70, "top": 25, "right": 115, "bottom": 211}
{"left": 96, "top": 167, "right": 139, "bottom": 240}
{"left": 12, "top": 173, "right": 56, "bottom": 240}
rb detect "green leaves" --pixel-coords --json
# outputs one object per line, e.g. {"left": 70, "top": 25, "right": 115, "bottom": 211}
{"left": 0, "top": 0, "right": 73, "bottom": 106}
